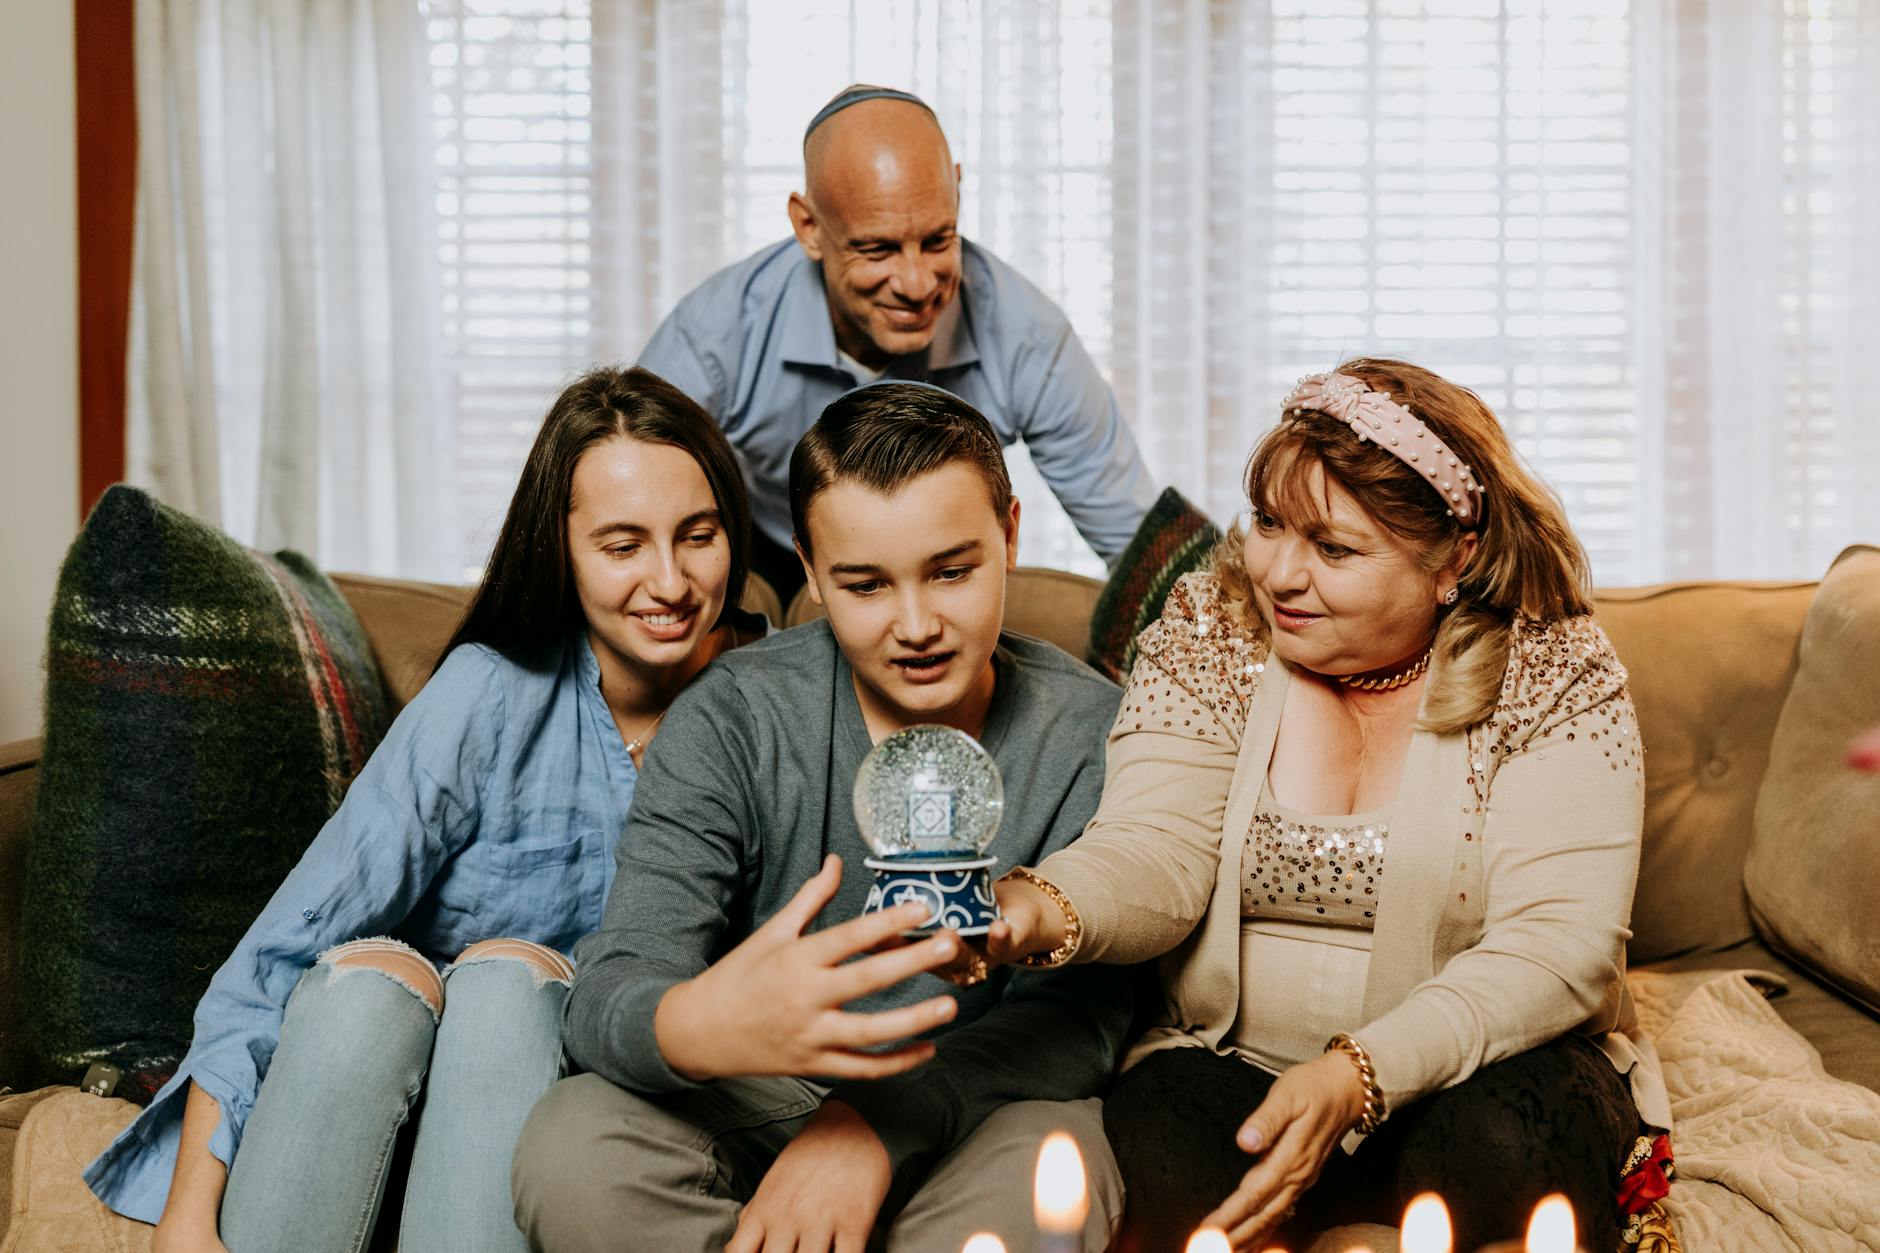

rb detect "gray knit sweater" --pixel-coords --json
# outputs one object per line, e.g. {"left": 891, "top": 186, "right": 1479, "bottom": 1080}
{"left": 564, "top": 620, "right": 1134, "bottom": 1170}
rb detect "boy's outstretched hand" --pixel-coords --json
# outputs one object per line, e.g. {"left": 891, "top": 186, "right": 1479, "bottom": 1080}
{"left": 653, "top": 854, "right": 963, "bottom": 1081}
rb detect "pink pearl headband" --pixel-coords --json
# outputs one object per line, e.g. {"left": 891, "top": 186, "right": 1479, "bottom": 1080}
{"left": 1281, "top": 372, "right": 1486, "bottom": 528}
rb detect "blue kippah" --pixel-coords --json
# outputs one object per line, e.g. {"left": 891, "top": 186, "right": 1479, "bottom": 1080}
{"left": 803, "top": 86, "right": 936, "bottom": 145}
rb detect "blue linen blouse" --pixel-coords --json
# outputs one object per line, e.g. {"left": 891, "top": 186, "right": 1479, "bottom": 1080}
{"left": 85, "top": 633, "right": 631, "bottom": 1223}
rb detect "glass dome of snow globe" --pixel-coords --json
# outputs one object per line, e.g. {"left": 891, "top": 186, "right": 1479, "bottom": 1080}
{"left": 852, "top": 725, "right": 1005, "bottom": 934}
{"left": 853, "top": 724, "right": 1004, "bottom": 859}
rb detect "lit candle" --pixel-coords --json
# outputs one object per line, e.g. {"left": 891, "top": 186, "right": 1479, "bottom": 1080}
{"left": 960, "top": 1236, "right": 1007, "bottom": 1253}
{"left": 1401, "top": 1192, "right": 1453, "bottom": 1253}
{"left": 1525, "top": 1194, "right": 1577, "bottom": 1253}
{"left": 1034, "top": 1132, "right": 1088, "bottom": 1253}
{"left": 1476, "top": 1192, "right": 1584, "bottom": 1253}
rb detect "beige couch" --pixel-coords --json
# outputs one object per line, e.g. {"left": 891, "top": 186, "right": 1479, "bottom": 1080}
{"left": 3, "top": 567, "right": 1877, "bottom": 1242}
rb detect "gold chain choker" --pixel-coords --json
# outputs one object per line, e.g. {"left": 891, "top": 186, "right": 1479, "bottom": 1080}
{"left": 1335, "top": 647, "right": 1432, "bottom": 692}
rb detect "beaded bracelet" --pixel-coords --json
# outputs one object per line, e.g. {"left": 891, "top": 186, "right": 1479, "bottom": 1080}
{"left": 1324, "top": 1032, "right": 1387, "bottom": 1135}
{"left": 1001, "top": 867, "right": 1082, "bottom": 969}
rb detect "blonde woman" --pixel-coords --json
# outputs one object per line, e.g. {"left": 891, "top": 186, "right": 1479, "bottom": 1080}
{"left": 987, "top": 360, "right": 1669, "bottom": 1252}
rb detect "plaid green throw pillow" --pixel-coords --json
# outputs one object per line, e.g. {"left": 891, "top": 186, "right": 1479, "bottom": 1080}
{"left": 1086, "top": 487, "right": 1222, "bottom": 684}
{"left": 22, "top": 486, "right": 389, "bottom": 1102}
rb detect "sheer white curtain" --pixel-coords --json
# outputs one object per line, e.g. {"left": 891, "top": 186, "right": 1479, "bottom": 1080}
{"left": 432, "top": 0, "right": 1876, "bottom": 585}
{"left": 129, "top": 0, "right": 456, "bottom": 579}
{"left": 430, "top": 0, "right": 1122, "bottom": 576}
{"left": 1115, "top": 0, "right": 1880, "bottom": 584}
{"left": 133, "top": 1, "right": 1880, "bottom": 584}
{"left": 1648, "top": 1, "right": 1880, "bottom": 579}
{"left": 709, "top": 0, "right": 1122, "bottom": 574}
{"left": 424, "top": 0, "right": 734, "bottom": 573}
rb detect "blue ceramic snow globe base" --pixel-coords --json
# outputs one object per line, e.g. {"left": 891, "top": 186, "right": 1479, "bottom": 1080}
{"left": 853, "top": 725, "right": 1006, "bottom": 936}
{"left": 862, "top": 855, "right": 1001, "bottom": 935}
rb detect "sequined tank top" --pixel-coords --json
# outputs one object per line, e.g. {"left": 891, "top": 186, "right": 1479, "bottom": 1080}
{"left": 1241, "top": 778, "right": 1389, "bottom": 927}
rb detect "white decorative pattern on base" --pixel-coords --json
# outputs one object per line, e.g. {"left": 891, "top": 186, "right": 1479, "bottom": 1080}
{"left": 862, "top": 856, "right": 1000, "bottom": 935}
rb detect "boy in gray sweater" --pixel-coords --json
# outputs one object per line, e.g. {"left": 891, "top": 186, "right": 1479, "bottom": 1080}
{"left": 512, "top": 383, "right": 1132, "bottom": 1252}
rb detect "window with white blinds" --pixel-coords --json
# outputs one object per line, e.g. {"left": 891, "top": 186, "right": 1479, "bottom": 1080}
{"left": 1258, "top": 2, "right": 1641, "bottom": 577}
{"left": 718, "top": 0, "right": 1119, "bottom": 575}
{"left": 424, "top": 1, "right": 1878, "bottom": 586}
{"left": 428, "top": 0, "right": 1118, "bottom": 578}
{"left": 429, "top": 1, "right": 599, "bottom": 577}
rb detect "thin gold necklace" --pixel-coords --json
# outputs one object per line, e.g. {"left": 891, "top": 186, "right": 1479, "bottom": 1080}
{"left": 1335, "top": 647, "right": 1433, "bottom": 692}
{"left": 611, "top": 624, "right": 725, "bottom": 756}
{"left": 622, "top": 708, "right": 668, "bottom": 756}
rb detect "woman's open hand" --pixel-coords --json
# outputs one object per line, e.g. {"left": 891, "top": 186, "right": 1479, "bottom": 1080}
{"left": 931, "top": 873, "right": 1068, "bottom": 984}
{"left": 1199, "top": 1051, "right": 1368, "bottom": 1250}
{"left": 981, "top": 874, "right": 1060, "bottom": 964}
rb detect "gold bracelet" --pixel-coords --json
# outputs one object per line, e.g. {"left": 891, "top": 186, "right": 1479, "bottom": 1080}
{"left": 1324, "top": 1032, "right": 1387, "bottom": 1135}
{"left": 1001, "top": 867, "right": 1082, "bottom": 969}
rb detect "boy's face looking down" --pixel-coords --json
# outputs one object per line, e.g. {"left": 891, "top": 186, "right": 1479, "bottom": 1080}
{"left": 797, "top": 463, "right": 1019, "bottom": 740}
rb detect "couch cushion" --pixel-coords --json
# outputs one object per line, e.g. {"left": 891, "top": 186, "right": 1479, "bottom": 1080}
{"left": 783, "top": 566, "right": 1103, "bottom": 661}
{"left": 1594, "top": 579, "right": 1815, "bottom": 963}
{"left": 21, "top": 486, "right": 389, "bottom": 1103}
{"left": 1086, "top": 487, "right": 1221, "bottom": 683}
{"left": 332, "top": 571, "right": 786, "bottom": 716}
{"left": 329, "top": 573, "right": 472, "bottom": 713}
{"left": 1743, "top": 545, "right": 1880, "bottom": 1016}
{"left": 1638, "top": 938, "right": 1880, "bottom": 1097}
{"left": 741, "top": 572, "right": 784, "bottom": 630}
{"left": 996, "top": 568, "right": 1104, "bottom": 658}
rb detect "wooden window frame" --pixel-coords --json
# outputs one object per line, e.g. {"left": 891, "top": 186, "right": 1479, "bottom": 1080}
{"left": 75, "top": 0, "right": 135, "bottom": 519}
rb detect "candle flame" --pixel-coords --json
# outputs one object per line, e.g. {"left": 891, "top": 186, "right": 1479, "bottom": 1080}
{"left": 1182, "top": 1229, "right": 1231, "bottom": 1253}
{"left": 960, "top": 1236, "right": 1007, "bottom": 1253}
{"left": 1526, "top": 1193, "right": 1577, "bottom": 1253}
{"left": 1033, "top": 1132, "right": 1089, "bottom": 1233}
{"left": 1401, "top": 1191, "right": 1453, "bottom": 1253}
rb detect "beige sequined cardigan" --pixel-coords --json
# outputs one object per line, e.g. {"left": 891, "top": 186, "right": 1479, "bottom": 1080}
{"left": 1034, "top": 572, "right": 1671, "bottom": 1130}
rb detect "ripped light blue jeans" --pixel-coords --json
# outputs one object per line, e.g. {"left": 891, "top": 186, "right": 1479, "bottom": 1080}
{"left": 217, "top": 938, "right": 571, "bottom": 1253}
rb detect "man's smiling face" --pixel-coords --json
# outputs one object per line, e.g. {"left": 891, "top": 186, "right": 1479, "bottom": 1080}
{"left": 789, "top": 98, "right": 964, "bottom": 370}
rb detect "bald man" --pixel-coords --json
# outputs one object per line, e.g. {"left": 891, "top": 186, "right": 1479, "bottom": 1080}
{"left": 638, "top": 85, "right": 1157, "bottom": 598}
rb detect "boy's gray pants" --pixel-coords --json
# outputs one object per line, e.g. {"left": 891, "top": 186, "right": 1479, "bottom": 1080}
{"left": 511, "top": 1072, "right": 1121, "bottom": 1251}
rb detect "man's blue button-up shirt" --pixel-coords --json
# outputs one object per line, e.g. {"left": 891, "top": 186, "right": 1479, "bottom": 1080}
{"left": 638, "top": 237, "right": 1157, "bottom": 563}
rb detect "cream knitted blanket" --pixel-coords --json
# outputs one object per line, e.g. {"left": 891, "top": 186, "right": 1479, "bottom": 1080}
{"left": 1629, "top": 969, "right": 1880, "bottom": 1253}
